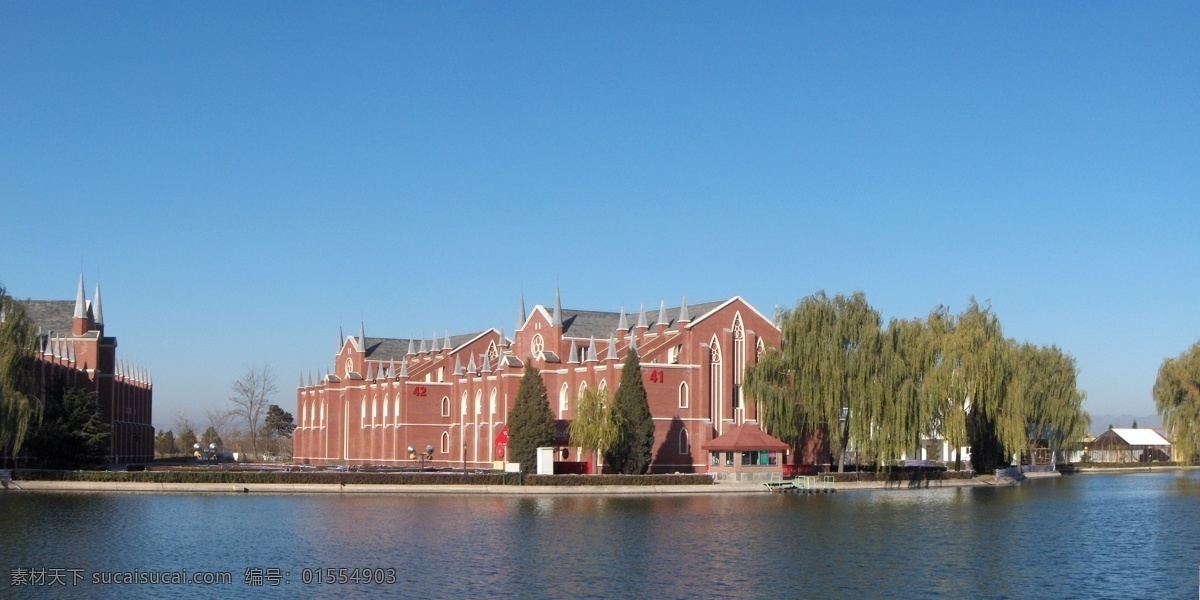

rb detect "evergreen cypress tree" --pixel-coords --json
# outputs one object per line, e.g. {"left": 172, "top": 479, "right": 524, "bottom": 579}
{"left": 507, "top": 363, "right": 555, "bottom": 474}
{"left": 25, "top": 384, "right": 110, "bottom": 468}
{"left": 606, "top": 348, "right": 655, "bottom": 474}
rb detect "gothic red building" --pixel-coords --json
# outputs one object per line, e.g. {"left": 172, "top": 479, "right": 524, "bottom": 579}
{"left": 19, "top": 275, "right": 154, "bottom": 464}
{"left": 294, "top": 292, "right": 823, "bottom": 473}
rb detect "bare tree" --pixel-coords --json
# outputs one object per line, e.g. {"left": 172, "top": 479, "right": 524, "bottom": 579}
{"left": 229, "top": 363, "right": 277, "bottom": 459}
{"left": 204, "top": 407, "right": 234, "bottom": 440}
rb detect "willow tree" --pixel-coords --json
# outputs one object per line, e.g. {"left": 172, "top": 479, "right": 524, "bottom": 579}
{"left": 569, "top": 386, "right": 620, "bottom": 473}
{"left": 1154, "top": 341, "right": 1200, "bottom": 462}
{"left": 875, "top": 316, "right": 942, "bottom": 465}
{"left": 774, "top": 291, "right": 883, "bottom": 472}
{"left": 1008, "top": 343, "right": 1089, "bottom": 469}
{"left": 943, "top": 299, "right": 1019, "bottom": 473}
{"left": 744, "top": 348, "right": 802, "bottom": 448}
{"left": 0, "top": 287, "right": 41, "bottom": 467}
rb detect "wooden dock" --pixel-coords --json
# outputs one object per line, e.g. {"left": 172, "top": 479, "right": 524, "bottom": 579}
{"left": 763, "top": 475, "right": 837, "bottom": 494}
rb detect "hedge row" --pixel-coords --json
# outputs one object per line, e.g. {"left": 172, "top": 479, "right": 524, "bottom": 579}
{"left": 13, "top": 470, "right": 517, "bottom": 486}
{"left": 14, "top": 470, "right": 714, "bottom": 486}
{"left": 525, "top": 474, "right": 714, "bottom": 486}
{"left": 826, "top": 470, "right": 976, "bottom": 483}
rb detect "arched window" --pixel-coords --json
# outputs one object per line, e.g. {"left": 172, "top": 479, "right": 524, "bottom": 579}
{"left": 710, "top": 336, "right": 723, "bottom": 432}
{"left": 530, "top": 334, "right": 544, "bottom": 358}
{"left": 486, "top": 341, "right": 499, "bottom": 364}
{"left": 559, "top": 382, "right": 570, "bottom": 414}
{"left": 475, "top": 390, "right": 482, "bottom": 415}
{"left": 394, "top": 396, "right": 401, "bottom": 424}
{"left": 679, "top": 428, "right": 690, "bottom": 455}
{"left": 320, "top": 400, "right": 326, "bottom": 426}
{"left": 361, "top": 400, "right": 367, "bottom": 428}
{"left": 461, "top": 391, "right": 468, "bottom": 416}
{"left": 598, "top": 379, "right": 608, "bottom": 393}
{"left": 756, "top": 338, "right": 765, "bottom": 361}
{"left": 578, "top": 380, "right": 588, "bottom": 399}
{"left": 679, "top": 381, "right": 689, "bottom": 409}
{"left": 440, "top": 432, "right": 450, "bottom": 454}
{"left": 489, "top": 389, "right": 498, "bottom": 414}
{"left": 371, "top": 396, "right": 378, "bottom": 424}
{"left": 345, "top": 358, "right": 353, "bottom": 377}
{"left": 382, "top": 394, "right": 389, "bottom": 420}
{"left": 301, "top": 401, "right": 308, "bottom": 427}
{"left": 442, "top": 396, "right": 451, "bottom": 418}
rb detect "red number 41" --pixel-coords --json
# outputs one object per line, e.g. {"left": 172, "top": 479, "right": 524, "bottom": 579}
{"left": 648, "top": 369, "right": 665, "bottom": 383}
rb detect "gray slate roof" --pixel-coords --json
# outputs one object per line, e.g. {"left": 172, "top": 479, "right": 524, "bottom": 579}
{"left": 364, "top": 332, "right": 489, "bottom": 361}
{"left": 560, "top": 300, "right": 725, "bottom": 339}
{"left": 22, "top": 300, "right": 76, "bottom": 336}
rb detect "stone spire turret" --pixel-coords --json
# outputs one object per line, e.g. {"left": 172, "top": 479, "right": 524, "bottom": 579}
{"left": 92, "top": 282, "right": 104, "bottom": 326}
{"left": 678, "top": 297, "right": 691, "bottom": 328}
{"left": 431, "top": 332, "right": 441, "bottom": 352}
{"left": 444, "top": 330, "right": 452, "bottom": 351}
{"left": 453, "top": 355, "right": 463, "bottom": 376}
{"left": 517, "top": 294, "right": 527, "bottom": 329}
{"left": 586, "top": 336, "right": 598, "bottom": 362}
{"left": 467, "top": 353, "right": 477, "bottom": 375}
{"left": 406, "top": 338, "right": 415, "bottom": 356}
{"left": 617, "top": 307, "right": 628, "bottom": 332}
{"left": 636, "top": 304, "right": 648, "bottom": 330}
{"left": 567, "top": 339, "right": 579, "bottom": 364}
{"left": 606, "top": 333, "right": 618, "bottom": 361}
{"left": 399, "top": 358, "right": 409, "bottom": 378}
{"left": 656, "top": 300, "right": 667, "bottom": 330}
{"left": 358, "top": 322, "right": 366, "bottom": 353}
{"left": 73, "top": 273, "right": 86, "bottom": 319}
{"left": 552, "top": 288, "right": 563, "bottom": 327}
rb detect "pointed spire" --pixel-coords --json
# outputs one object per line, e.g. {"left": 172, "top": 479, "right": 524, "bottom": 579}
{"left": 92, "top": 282, "right": 104, "bottom": 325}
{"left": 454, "top": 355, "right": 463, "bottom": 376}
{"left": 444, "top": 330, "right": 452, "bottom": 351}
{"left": 68, "top": 343, "right": 76, "bottom": 364}
{"left": 418, "top": 337, "right": 427, "bottom": 354}
{"left": 678, "top": 296, "right": 691, "bottom": 323}
{"left": 390, "top": 358, "right": 396, "bottom": 379}
{"left": 567, "top": 339, "right": 579, "bottom": 364}
{"left": 586, "top": 336, "right": 598, "bottom": 362}
{"left": 552, "top": 288, "right": 563, "bottom": 327}
{"left": 73, "top": 273, "right": 86, "bottom": 319}
{"left": 339, "top": 325, "right": 344, "bottom": 352}
{"left": 358, "top": 322, "right": 367, "bottom": 353}
{"left": 607, "top": 333, "right": 618, "bottom": 361}
{"left": 299, "top": 372, "right": 304, "bottom": 388}
{"left": 497, "top": 327, "right": 506, "bottom": 348}
{"left": 431, "top": 332, "right": 441, "bottom": 352}
{"left": 774, "top": 304, "right": 782, "bottom": 328}
{"left": 617, "top": 307, "right": 628, "bottom": 331}
{"left": 467, "top": 353, "right": 477, "bottom": 374}
{"left": 629, "top": 330, "right": 638, "bottom": 352}
{"left": 406, "top": 338, "right": 415, "bottom": 356}
{"left": 636, "top": 304, "right": 648, "bottom": 329}
{"left": 399, "top": 358, "right": 409, "bottom": 378}
{"left": 482, "top": 352, "right": 492, "bottom": 373}
{"left": 366, "top": 362, "right": 375, "bottom": 381}
{"left": 517, "top": 294, "right": 527, "bottom": 329}
{"left": 657, "top": 300, "right": 667, "bottom": 328}
{"left": 42, "top": 332, "right": 50, "bottom": 355}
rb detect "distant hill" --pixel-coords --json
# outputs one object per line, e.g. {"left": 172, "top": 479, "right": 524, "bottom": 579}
{"left": 1088, "top": 414, "right": 1162, "bottom": 436}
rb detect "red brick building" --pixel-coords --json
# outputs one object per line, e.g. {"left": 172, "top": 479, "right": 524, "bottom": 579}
{"left": 19, "top": 275, "right": 154, "bottom": 464}
{"left": 295, "top": 293, "right": 824, "bottom": 472}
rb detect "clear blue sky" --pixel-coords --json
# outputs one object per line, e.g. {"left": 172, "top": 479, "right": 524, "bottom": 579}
{"left": 2, "top": 3, "right": 1197, "bottom": 428}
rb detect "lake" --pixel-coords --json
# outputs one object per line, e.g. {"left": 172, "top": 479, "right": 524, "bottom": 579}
{"left": 2, "top": 471, "right": 1198, "bottom": 598}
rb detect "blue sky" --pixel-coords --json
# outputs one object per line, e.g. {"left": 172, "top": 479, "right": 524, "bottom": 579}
{"left": 2, "top": 3, "right": 1196, "bottom": 428}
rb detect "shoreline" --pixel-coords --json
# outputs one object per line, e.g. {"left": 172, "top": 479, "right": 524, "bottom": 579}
{"left": 6, "top": 466, "right": 1193, "bottom": 496}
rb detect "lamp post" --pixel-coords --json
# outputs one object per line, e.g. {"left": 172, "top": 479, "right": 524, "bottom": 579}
{"left": 407, "top": 445, "right": 435, "bottom": 471}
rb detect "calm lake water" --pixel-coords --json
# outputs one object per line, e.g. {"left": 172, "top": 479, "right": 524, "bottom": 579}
{"left": 2, "top": 472, "right": 1199, "bottom": 598}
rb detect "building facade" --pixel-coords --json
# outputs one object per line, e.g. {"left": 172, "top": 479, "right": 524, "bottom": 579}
{"left": 294, "top": 293, "right": 825, "bottom": 472}
{"left": 20, "top": 275, "right": 154, "bottom": 464}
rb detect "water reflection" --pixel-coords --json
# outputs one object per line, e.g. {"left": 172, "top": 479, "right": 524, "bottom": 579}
{"left": 2, "top": 473, "right": 1199, "bottom": 598}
